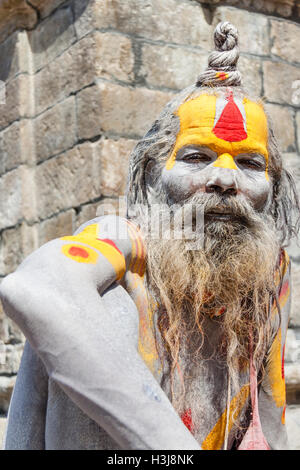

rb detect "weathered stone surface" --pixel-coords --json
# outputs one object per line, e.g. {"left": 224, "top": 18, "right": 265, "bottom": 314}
{"left": 36, "top": 143, "right": 102, "bottom": 219}
{"left": 238, "top": 55, "right": 262, "bottom": 97}
{"left": 34, "top": 96, "right": 77, "bottom": 163}
{"left": 0, "top": 30, "right": 31, "bottom": 82}
{"left": 29, "top": 0, "right": 67, "bottom": 19}
{"left": 286, "top": 406, "right": 300, "bottom": 450}
{"left": 38, "top": 209, "right": 75, "bottom": 246}
{"left": 75, "top": 0, "right": 212, "bottom": 48}
{"left": 0, "top": 295, "right": 25, "bottom": 346}
{"left": 296, "top": 113, "right": 300, "bottom": 152}
{"left": 97, "top": 138, "right": 137, "bottom": 197}
{"left": 0, "top": 121, "right": 23, "bottom": 175}
{"left": 196, "top": 0, "right": 297, "bottom": 18}
{"left": 93, "top": 32, "right": 134, "bottom": 83}
{"left": 286, "top": 362, "right": 300, "bottom": 385}
{"left": 77, "top": 81, "right": 174, "bottom": 140}
{"left": 0, "top": 119, "right": 34, "bottom": 176}
{"left": 0, "top": 226, "right": 23, "bottom": 276}
{"left": 75, "top": 197, "right": 127, "bottom": 229}
{"left": 0, "top": 415, "right": 7, "bottom": 446}
{"left": 0, "top": 343, "right": 23, "bottom": 375}
{"left": 214, "top": 7, "right": 270, "bottom": 56}
{"left": 140, "top": 43, "right": 207, "bottom": 90}
{"left": 0, "top": 168, "right": 22, "bottom": 231}
{"left": 0, "top": 375, "right": 16, "bottom": 414}
{"left": 0, "top": 74, "right": 33, "bottom": 130}
{"left": 0, "top": 0, "right": 37, "bottom": 44}
{"left": 33, "top": 32, "right": 134, "bottom": 116}
{"left": 263, "top": 61, "right": 300, "bottom": 106}
{"left": 270, "top": 19, "right": 300, "bottom": 64}
{"left": 28, "top": 6, "right": 76, "bottom": 73}
{"left": 286, "top": 328, "right": 300, "bottom": 363}
{"left": 265, "top": 103, "right": 296, "bottom": 152}
{"left": 290, "top": 263, "right": 300, "bottom": 327}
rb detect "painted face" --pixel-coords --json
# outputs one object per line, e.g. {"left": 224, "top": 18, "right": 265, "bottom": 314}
{"left": 161, "top": 92, "right": 271, "bottom": 212}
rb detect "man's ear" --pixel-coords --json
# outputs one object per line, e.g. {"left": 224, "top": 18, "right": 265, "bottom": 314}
{"left": 144, "top": 160, "right": 163, "bottom": 205}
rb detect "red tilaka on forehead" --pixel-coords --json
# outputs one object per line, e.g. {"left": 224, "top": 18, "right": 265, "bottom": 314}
{"left": 213, "top": 91, "right": 247, "bottom": 143}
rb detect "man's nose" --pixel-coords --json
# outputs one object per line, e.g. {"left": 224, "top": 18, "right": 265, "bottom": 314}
{"left": 205, "top": 167, "right": 238, "bottom": 196}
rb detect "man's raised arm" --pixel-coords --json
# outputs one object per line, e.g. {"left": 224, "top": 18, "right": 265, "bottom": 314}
{"left": 0, "top": 215, "right": 200, "bottom": 450}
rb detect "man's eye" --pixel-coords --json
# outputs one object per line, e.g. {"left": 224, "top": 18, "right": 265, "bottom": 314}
{"left": 183, "top": 154, "right": 211, "bottom": 163}
{"left": 238, "top": 159, "right": 262, "bottom": 169}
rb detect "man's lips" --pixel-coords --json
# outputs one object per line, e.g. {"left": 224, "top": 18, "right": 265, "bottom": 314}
{"left": 205, "top": 212, "right": 234, "bottom": 221}
{"left": 205, "top": 210, "right": 243, "bottom": 222}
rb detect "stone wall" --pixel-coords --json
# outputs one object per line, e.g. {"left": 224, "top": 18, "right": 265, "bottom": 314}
{"left": 0, "top": 0, "right": 300, "bottom": 448}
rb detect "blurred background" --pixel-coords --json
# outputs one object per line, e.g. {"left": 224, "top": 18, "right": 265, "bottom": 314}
{"left": 0, "top": 0, "right": 299, "bottom": 448}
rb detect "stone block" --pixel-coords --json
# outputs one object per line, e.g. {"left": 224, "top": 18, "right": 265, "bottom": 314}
{"left": 0, "top": 74, "right": 33, "bottom": 130}
{"left": 73, "top": 0, "right": 116, "bottom": 39}
{"left": 34, "top": 96, "right": 77, "bottom": 163}
{"left": 97, "top": 138, "right": 137, "bottom": 197}
{"left": 0, "top": 376, "right": 16, "bottom": 414}
{"left": 270, "top": 19, "right": 300, "bottom": 64}
{"left": 75, "top": 197, "right": 126, "bottom": 229}
{"left": 296, "top": 113, "right": 300, "bottom": 152}
{"left": 29, "top": 0, "right": 66, "bottom": 19}
{"left": 0, "top": 168, "right": 22, "bottom": 231}
{"left": 0, "top": 121, "right": 23, "bottom": 176}
{"left": 0, "top": 226, "right": 23, "bottom": 277}
{"left": 290, "top": 262, "right": 300, "bottom": 328}
{"left": 238, "top": 55, "right": 263, "bottom": 98}
{"left": 263, "top": 61, "right": 300, "bottom": 106}
{"left": 0, "top": 343, "right": 23, "bottom": 375}
{"left": 286, "top": 406, "right": 300, "bottom": 450}
{"left": 0, "top": 297, "right": 24, "bottom": 345}
{"left": 74, "top": 0, "right": 212, "bottom": 49}
{"left": 0, "top": 0, "right": 37, "bottom": 44}
{"left": 28, "top": 6, "right": 76, "bottom": 73}
{"left": 36, "top": 143, "right": 102, "bottom": 220}
{"left": 214, "top": 7, "right": 270, "bottom": 56}
{"left": 140, "top": 43, "right": 208, "bottom": 90}
{"left": 77, "top": 81, "right": 174, "bottom": 140}
{"left": 0, "top": 30, "right": 30, "bottom": 82}
{"left": 285, "top": 328, "right": 300, "bottom": 363}
{"left": 38, "top": 209, "right": 75, "bottom": 246}
{"left": 265, "top": 103, "right": 296, "bottom": 152}
{"left": 34, "top": 32, "right": 131, "bottom": 116}
{"left": 93, "top": 32, "right": 134, "bottom": 83}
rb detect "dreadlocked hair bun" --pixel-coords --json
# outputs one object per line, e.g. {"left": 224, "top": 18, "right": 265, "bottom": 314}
{"left": 196, "top": 21, "right": 242, "bottom": 88}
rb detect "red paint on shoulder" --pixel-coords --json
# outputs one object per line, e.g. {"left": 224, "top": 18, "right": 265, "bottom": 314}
{"left": 68, "top": 246, "right": 89, "bottom": 258}
{"left": 97, "top": 238, "right": 123, "bottom": 255}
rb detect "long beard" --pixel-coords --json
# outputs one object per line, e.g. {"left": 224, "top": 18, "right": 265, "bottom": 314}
{"left": 142, "top": 193, "right": 280, "bottom": 409}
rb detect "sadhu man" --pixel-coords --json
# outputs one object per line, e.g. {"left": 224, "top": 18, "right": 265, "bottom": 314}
{"left": 1, "top": 22, "right": 299, "bottom": 450}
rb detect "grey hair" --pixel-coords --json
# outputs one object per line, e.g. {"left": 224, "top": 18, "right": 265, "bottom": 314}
{"left": 196, "top": 21, "right": 242, "bottom": 88}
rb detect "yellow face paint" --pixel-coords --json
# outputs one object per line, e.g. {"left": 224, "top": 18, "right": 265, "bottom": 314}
{"left": 165, "top": 93, "right": 269, "bottom": 179}
{"left": 213, "top": 153, "right": 238, "bottom": 170}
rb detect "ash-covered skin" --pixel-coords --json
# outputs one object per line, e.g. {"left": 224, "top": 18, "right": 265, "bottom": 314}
{"left": 161, "top": 143, "right": 272, "bottom": 213}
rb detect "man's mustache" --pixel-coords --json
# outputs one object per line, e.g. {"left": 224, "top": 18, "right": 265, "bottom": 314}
{"left": 171, "top": 192, "right": 258, "bottom": 224}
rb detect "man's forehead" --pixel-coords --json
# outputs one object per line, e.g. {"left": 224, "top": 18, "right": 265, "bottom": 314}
{"left": 170, "top": 93, "right": 269, "bottom": 158}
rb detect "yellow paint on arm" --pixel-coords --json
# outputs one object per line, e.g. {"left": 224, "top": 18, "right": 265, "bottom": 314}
{"left": 61, "top": 224, "right": 126, "bottom": 280}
